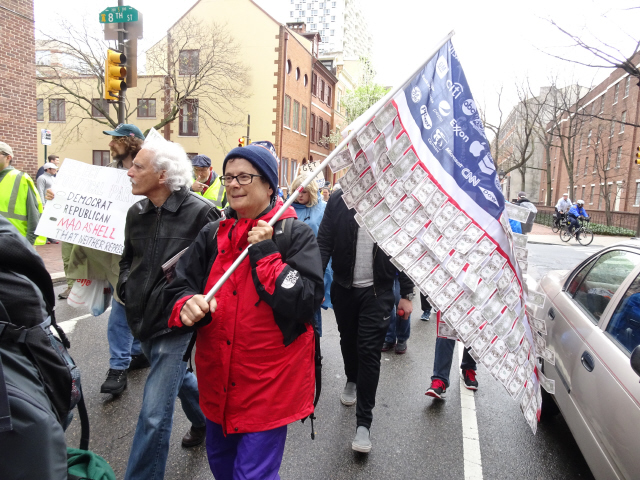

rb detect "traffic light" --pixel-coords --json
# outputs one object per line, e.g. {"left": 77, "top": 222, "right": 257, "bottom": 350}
{"left": 238, "top": 137, "right": 245, "bottom": 147}
{"left": 636, "top": 146, "right": 640, "bottom": 165}
{"left": 104, "top": 49, "right": 127, "bottom": 101}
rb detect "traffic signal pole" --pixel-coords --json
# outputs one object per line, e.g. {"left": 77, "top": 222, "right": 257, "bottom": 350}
{"left": 117, "top": 0, "right": 126, "bottom": 124}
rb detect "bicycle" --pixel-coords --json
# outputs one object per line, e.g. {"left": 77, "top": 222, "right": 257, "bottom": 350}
{"left": 559, "top": 217, "right": 594, "bottom": 245}
{"left": 551, "top": 211, "right": 567, "bottom": 233}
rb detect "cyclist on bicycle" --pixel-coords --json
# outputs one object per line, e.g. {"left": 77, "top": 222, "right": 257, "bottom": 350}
{"left": 567, "top": 200, "right": 590, "bottom": 239}
{"left": 555, "top": 193, "right": 572, "bottom": 214}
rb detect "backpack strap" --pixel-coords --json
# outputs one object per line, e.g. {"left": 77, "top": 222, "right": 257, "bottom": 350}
{"left": 0, "top": 300, "right": 11, "bottom": 433}
{"left": 77, "top": 395, "right": 90, "bottom": 451}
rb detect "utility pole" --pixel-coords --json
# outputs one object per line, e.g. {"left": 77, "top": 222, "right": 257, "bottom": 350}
{"left": 246, "top": 114, "right": 251, "bottom": 144}
{"left": 117, "top": 0, "right": 126, "bottom": 124}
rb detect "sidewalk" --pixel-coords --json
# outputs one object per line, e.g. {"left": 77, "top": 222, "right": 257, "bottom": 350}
{"left": 35, "top": 242, "right": 67, "bottom": 285}
{"left": 527, "top": 223, "right": 634, "bottom": 248}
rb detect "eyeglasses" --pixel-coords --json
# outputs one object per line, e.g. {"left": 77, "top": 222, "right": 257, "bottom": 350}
{"left": 220, "top": 173, "right": 262, "bottom": 186}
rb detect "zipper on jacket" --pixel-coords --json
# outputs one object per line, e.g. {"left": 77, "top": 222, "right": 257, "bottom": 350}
{"left": 372, "top": 244, "right": 378, "bottom": 297}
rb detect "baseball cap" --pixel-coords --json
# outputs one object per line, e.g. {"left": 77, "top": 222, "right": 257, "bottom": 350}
{"left": 562, "top": 192, "right": 568, "bottom": 196}
{"left": 0, "top": 142, "right": 14, "bottom": 157}
{"left": 103, "top": 123, "right": 145, "bottom": 140}
{"left": 191, "top": 155, "right": 212, "bottom": 168}
{"left": 518, "top": 191, "right": 527, "bottom": 197}
{"left": 43, "top": 162, "right": 58, "bottom": 170}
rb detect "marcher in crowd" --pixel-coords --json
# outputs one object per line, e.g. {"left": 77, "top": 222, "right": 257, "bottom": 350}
{"left": 321, "top": 186, "right": 331, "bottom": 202}
{"left": 317, "top": 188, "right": 414, "bottom": 453}
{"left": 118, "top": 132, "right": 219, "bottom": 480}
{"left": 50, "top": 125, "right": 149, "bottom": 388}
{"left": 165, "top": 143, "right": 323, "bottom": 478}
{"left": 36, "top": 154, "right": 59, "bottom": 180}
{"left": 291, "top": 174, "right": 329, "bottom": 335}
{"left": 36, "top": 161, "right": 60, "bottom": 244}
{"left": 190, "top": 154, "right": 227, "bottom": 210}
{"left": 425, "top": 336, "right": 478, "bottom": 399}
{"left": 0, "top": 141, "right": 45, "bottom": 245}
{"left": 420, "top": 293, "right": 432, "bottom": 321}
{"left": 515, "top": 191, "right": 537, "bottom": 234}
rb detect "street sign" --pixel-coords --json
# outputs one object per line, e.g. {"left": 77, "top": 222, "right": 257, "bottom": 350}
{"left": 41, "top": 129, "right": 52, "bottom": 146}
{"left": 99, "top": 6, "right": 138, "bottom": 23}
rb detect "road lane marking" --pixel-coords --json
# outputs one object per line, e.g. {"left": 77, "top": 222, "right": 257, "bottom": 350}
{"left": 459, "top": 345, "right": 483, "bottom": 480}
{"left": 58, "top": 308, "right": 111, "bottom": 335}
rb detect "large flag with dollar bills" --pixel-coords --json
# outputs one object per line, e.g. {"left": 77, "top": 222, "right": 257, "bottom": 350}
{"left": 328, "top": 40, "right": 554, "bottom": 433}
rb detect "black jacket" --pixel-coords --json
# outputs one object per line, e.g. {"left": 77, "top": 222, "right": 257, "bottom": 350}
{"left": 117, "top": 186, "right": 220, "bottom": 341}
{"left": 317, "top": 189, "right": 414, "bottom": 296}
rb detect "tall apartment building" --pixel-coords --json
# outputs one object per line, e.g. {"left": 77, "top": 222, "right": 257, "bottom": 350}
{"left": 287, "top": 0, "right": 372, "bottom": 58}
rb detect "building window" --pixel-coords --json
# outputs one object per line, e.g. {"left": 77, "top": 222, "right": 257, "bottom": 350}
{"left": 137, "top": 99, "right": 156, "bottom": 118}
{"left": 310, "top": 113, "right": 316, "bottom": 142}
{"left": 590, "top": 185, "right": 595, "bottom": 204}
{"left": 290, "top": 159, "right": 296, "bottom": 184}
{"left": 37, "top": 99, "right": 44, "bottom": 122}
{"left": 579, "top": 136, "right": 583, "bottom": 150}
{"left": 179, "top": 99, "right": 199, "bottom": 136}
{"left": 281, "top": 157, "right": 289, "bottom": 186}
{"left": 317, "top": 116, "right": 324, "bottom": 145}
{"left": 290, "top": 11, "right": 294, "bottom": 17}
{"left": 605, "top": 152, "right": 610, "bottom": 170}
{"left": 283, "top": 95, "right": 291, "bottom": 128}
{"left": 49, "top": 99, "right": 65, "bottom": 122}
{"left": 585, "top": 157, "right": 589, "bottom": 174}
{"left": 587, "top": 129, "right": 592, "bottom": 147}
{"left": 331, "top": 15, "right": 335, "bottom": 21}
{"left": 636, "top": 182, "right": 640, "bottom": 206}
{"left": 93, "top": 150, "right": 110, "bottom": 166}
{"left": 293, "top": 100, "right": 300, "bottom": 131}
{"left": 614, "top": 83, "right": 619, "bottom": 104}
{"left": 319, "top": 79, "right": 325, "bottom": 102}
{"left": 91, "top": 98, "right": 109, "bottom": 118}
{"left": 600, "top": 96, "right": 605, "bottom": 113}
{"left": 327, "top": 86, "right": 332, "bottom": 106}
{"left": 620, "top": 111, "right": 626, "bottom": 133}
{"left": 301, "top": 105, "right": 307, "bottom": 134}
{"left": 616, "top": 146, "right": 622, "bottom": 168}
{"left": 576, "top": 159, "right": 580, "bottom": 176}
{"left": 312, "top": 73, "right": 317, "bottom": 97}
{"left": 625, "top": 77, "right": 630, "bottom": 98}
{"left": 330, "top": 30, "right": 334, "bottom": 36}
{"left": 179, "top": 50, "right": 199, "bottom": 75}
{"left": 324, "top": 120, "right": 330, "bottom": 141}
{"left": 581, "top": 186, "right": 585, "bottom": 200}
{"left": 610, "top": 120, "right": 615, "bottom": 138}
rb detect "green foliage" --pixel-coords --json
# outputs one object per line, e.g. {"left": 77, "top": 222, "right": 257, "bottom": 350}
{"left": 341, "top": 83, "right": 389, "bottom": 124}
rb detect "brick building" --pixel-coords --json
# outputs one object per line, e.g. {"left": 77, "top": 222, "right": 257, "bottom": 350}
{"left": 542, "top": 54, "right": 640, "bottom": 215}
{"left": 1, "top": 0, "right": 38, "bottom": 176}
{"left": 309, "top": 58, "right": 337, "bottom": 172}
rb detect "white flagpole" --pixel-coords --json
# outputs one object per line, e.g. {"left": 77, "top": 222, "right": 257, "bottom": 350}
{"left": 203, "top": 30, "right": 455, "bottom": 303}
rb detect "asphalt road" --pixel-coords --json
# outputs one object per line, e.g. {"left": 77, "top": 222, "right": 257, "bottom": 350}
{"left": 57, "top": 242, "right": 599, "bottom": 480}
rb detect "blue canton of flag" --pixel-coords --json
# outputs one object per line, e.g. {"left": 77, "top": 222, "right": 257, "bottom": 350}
{"left": 402, "top": 42, "right": 503, "bottom": 219}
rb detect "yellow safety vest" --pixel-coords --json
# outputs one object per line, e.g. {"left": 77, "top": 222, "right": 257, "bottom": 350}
{"left": 0, "top": 169, "right": 46, "bottom": 245}
{"left": 201, "top": 175, "right": 227, "bottom": 210}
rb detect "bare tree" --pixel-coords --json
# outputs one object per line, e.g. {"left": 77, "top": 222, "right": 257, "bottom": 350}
{"left": 482, "top": 85, "right": 505, "bottom": 170}
{"left": 36, "top": 16, "right": 249, "bottom": 148}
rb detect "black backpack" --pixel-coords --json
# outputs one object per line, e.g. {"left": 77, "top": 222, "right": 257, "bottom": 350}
{"left": 0, "top": 217, "right": 90, "bottom": 479}
{"left": 181, "top": 217, "right": 323, "bottom": 438}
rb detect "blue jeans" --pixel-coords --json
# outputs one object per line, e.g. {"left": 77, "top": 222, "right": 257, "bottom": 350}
{"left": 313, "top": 308, "right": 323, "bottom": 337}
{"left": 385, "top": 278, "right": 410, "bottom": 343}
{"left": 124, "top": 332, "right": 206, "bottom": 480}
{"left": 107, "top": 286, "right": 142, "bottom": 370}
{"left": 431, "top": 337, "right": 477, "bottom": 388}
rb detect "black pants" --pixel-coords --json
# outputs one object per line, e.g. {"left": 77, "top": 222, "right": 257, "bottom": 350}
{"left": 420, "top": 292, "right": 431, "bottom": 313}
{"left": 332, "top": 283, "right": 395, "bottom": 429}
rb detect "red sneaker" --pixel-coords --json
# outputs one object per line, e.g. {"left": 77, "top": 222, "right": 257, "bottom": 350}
{"left": 425, "top": 379, "right": 447, "bottom": 399}
{"left": 461, "top": 369, "right": 478, "bottom": 390}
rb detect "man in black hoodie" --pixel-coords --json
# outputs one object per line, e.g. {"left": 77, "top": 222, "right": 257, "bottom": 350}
{"left": 317, "top": 189, "right": 414, "bottom": 453}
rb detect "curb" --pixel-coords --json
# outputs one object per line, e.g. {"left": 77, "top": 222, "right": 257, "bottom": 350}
{"left": 51, "top": 272, "right": 67, "bottom": 286}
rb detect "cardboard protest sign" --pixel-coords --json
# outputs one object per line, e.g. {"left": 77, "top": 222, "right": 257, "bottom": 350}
{"left": 299, "top": 161, "right": 325, "bottom": 187}
{"left": 35, "top": 159, "right": 144, "bottom": 254}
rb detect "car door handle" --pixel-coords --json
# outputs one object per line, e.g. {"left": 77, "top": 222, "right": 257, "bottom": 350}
{"left": 548, "top": 308, "right": 555, "bottom": 320}
{"left": 581, "top": 351, "right": 595, "bottom": 372}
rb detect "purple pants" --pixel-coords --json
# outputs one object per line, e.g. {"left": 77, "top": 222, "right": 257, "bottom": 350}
{"left": 205, "top": 419, "right": 287, "bottom": 480}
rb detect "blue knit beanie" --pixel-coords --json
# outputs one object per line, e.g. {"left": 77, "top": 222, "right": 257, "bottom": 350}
{"left": 223, "top": 144, "right": 279, "bottom": 196}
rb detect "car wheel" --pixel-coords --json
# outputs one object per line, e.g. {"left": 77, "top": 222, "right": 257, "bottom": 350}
{"left": 539, "top": 386, "right": 560, "bottom": 422}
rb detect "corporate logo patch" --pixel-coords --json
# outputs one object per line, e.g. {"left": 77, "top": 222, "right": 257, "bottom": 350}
{"left": 435, "top": 56, "right": 449, "bottom": 79}
{"left": 281, "top": 269, "right": 299, "bottom": 289}
{"left": 420, "top": 105, "right": 432, "bottom": 129}
{"left": 411, "top": 86, "right": 422, "bottom": 103}
{"left": 428, "top": 128, "right": 448, "bottom": 153}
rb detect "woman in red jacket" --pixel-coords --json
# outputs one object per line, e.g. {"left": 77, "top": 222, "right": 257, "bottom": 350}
{"left": 165, "top": 143, "right": 324, "bottom": 479}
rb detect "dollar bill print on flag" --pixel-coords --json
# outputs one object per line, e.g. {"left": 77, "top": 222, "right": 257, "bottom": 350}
{"left": 331, "top": 40, "right": 550, "bottom": 432}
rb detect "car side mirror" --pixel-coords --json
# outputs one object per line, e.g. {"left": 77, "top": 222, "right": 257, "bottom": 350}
{"left": 631, "top": 345, "right": 640, "bottom": 379}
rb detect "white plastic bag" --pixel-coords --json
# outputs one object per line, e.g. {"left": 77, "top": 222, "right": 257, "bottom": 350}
{"left": 67, "top": 279, "right": 112, "bottom": 316}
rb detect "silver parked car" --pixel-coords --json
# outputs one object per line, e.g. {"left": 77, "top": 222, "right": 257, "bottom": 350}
{"left": 538, "top": 240, "right": 640, "bottom": 480}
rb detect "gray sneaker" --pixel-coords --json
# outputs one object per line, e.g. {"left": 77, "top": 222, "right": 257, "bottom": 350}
{"left": 352, "top": 426, "right": 372, "bottom": 453}
{"left": 340, "top": 381, "right": 357, "bottom": 406}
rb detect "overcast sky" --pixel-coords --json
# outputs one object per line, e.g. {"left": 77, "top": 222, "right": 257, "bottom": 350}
{"left": 35, "top": 0, "right": 640, "bottom": 127}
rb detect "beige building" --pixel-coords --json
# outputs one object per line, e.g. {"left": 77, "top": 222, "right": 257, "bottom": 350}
{"left": 36, "top": 0, "right": 317, "bottom": 178}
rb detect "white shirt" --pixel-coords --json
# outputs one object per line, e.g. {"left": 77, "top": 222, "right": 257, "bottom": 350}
{"left": 555, "top": 197, "right": 572, "bottom": 213}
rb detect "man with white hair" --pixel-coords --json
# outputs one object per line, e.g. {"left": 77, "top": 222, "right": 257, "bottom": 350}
{"left": 117, "top": 131, "right": 220, "bottom": 480}
{"left": 36, "top": 162, "right": 57, "bottom": 204}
